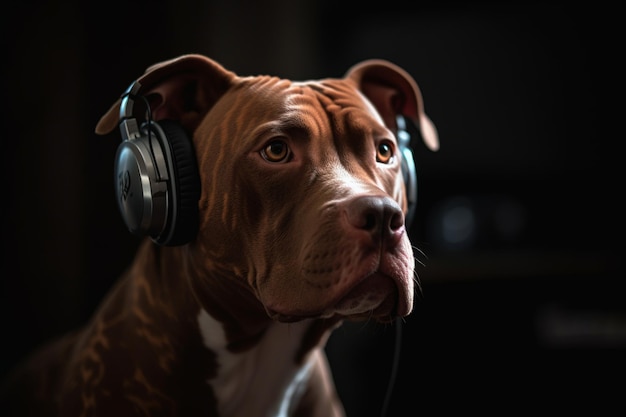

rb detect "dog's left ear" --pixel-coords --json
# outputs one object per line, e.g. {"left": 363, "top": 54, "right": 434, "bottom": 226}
{"left": 345, "top": 60, "right": 439, "bottom": 151}
{"left": 95, "top": 54, "right": 236, "bottom": 136}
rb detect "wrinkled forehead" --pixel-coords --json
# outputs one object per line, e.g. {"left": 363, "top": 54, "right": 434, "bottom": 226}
{"left": 296, "top": 78, "right": 379, "bottom": 116}
{"left": 230, "top": 76, "right": 385, "bottom": 132}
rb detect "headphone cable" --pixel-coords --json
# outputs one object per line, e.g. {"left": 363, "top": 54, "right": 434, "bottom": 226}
{"left": 380, "top": 317, "right": 403, "bottom": 417}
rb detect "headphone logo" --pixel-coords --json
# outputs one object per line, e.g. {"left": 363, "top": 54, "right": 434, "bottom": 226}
{"left": 118, "top": 170, "right": 131, "bottom": 202}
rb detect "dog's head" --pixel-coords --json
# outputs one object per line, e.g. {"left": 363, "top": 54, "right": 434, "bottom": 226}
{"left": 96, "top": 54, "right": 438, "bottom": 324}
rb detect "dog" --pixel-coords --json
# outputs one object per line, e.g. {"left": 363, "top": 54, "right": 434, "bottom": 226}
{"left": 0, "top": 54, "right": 438, "bottom": 417}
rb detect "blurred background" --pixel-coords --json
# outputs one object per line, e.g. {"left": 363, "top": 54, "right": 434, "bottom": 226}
{"left": 1, "top": 1, "right": 623, "bottom": 416}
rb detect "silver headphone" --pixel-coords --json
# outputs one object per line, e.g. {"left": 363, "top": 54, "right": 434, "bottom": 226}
{"left": 114, "top": 81, "right": 201, "bottom": 246}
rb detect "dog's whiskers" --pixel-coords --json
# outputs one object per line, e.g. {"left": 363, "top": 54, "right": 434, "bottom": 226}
{"left": 412, "top": 269, "right": 424, "bottom": 300}
{"left": 411, "top": 244, "right": 428, "bottom": 263}
{"left": 414, "top": 257, "right": 426, "bottom": 268}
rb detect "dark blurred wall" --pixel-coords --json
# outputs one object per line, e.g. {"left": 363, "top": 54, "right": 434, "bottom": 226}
{"left": 1, "top": 1, "right": 623, "bottom": 416}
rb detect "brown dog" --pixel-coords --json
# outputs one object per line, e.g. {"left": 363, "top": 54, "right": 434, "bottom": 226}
{"left": 0, "top": 54, "right": 438, "bottom": 417}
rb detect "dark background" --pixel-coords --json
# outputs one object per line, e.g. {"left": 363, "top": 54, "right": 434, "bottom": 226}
{"left": 1, "top": 1, "right": 623, "bottom": 416}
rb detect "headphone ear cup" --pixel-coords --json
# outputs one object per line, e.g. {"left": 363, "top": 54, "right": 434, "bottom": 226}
{"left": 151, "top": 120, "right": 201, "bottom": 246}
{"left": 396, "top": 115, "right": 418, "bottom": 229}
{"left": 114, "top": 131, "right": 168, "bottom": 239}
{"left": 401, "top": 146, "right": 417, "bottom": 229}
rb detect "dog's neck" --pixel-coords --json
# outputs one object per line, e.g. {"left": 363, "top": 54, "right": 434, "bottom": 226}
{"left": 128, "top": 238, "right": 341, "bottom": 355}
{"left": 118, "top": 239, "right": 342, "bottom": 416}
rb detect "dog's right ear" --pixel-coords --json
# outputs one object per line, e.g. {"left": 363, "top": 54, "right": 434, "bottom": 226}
{"left": 95, "top": 54, "right": 237, "bottom": 135}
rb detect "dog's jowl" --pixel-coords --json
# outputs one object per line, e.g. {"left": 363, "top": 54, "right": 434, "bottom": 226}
{"left": 0, "top": 54, "right": 438, "bottom": 417}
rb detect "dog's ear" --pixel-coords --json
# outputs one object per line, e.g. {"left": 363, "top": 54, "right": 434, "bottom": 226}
{"left": 95, "top": 54, "right": 236, "bottom": 135}
{"left": 345, "top": 60, "right": 439, "bottom": 151}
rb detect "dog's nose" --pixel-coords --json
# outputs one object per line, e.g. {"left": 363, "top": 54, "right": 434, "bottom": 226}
{"left": 345, "top": 196, "right": 405, "bottom": 244}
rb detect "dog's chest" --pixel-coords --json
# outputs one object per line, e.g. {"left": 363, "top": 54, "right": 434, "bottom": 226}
{"left": 197, "top": 309, "right": 315, "bottom": 417}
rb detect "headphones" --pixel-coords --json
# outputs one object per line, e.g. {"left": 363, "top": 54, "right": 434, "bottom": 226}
{"left": 114, "top": 81, "right": 201, "bottom": 246}
{"left": 396, "top": 114, "right": 419, "bottom": 229}
{"left": 113, "top": 81, "right": 419, "bottom": 244}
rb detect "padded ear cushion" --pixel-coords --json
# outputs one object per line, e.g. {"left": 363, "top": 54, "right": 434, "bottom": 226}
{"left": 155, "top": 120, "right": 201, "bottom": 245}
{"left": 396, "top": 115, "right": 418, "bottom": 229}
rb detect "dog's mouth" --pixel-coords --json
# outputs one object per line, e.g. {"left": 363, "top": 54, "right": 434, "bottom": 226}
{"left": 331, "top": 270, "right": 403, "bottom": 321}
{"left": 265, "top": 265, "right": 412, "bottom": 324}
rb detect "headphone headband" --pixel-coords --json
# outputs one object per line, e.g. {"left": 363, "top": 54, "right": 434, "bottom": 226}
{"left": 119, "top": 81, "right": 143, "bottom": 141}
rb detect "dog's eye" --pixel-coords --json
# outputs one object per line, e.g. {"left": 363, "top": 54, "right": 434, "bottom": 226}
{"left": 376, "top": 140, "right": 394, "bottom": 164}
{"left": 261, "top": 139, "right": 291, "bottom": 163}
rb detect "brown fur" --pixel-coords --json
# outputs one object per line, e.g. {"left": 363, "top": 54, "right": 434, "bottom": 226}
{"left": 0, "top": 55, "right": 437, "bottom": 417}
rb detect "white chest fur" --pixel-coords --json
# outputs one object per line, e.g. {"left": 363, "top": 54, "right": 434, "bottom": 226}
{"left": 197, "top": 309, "right": 316, "bottom": 417}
